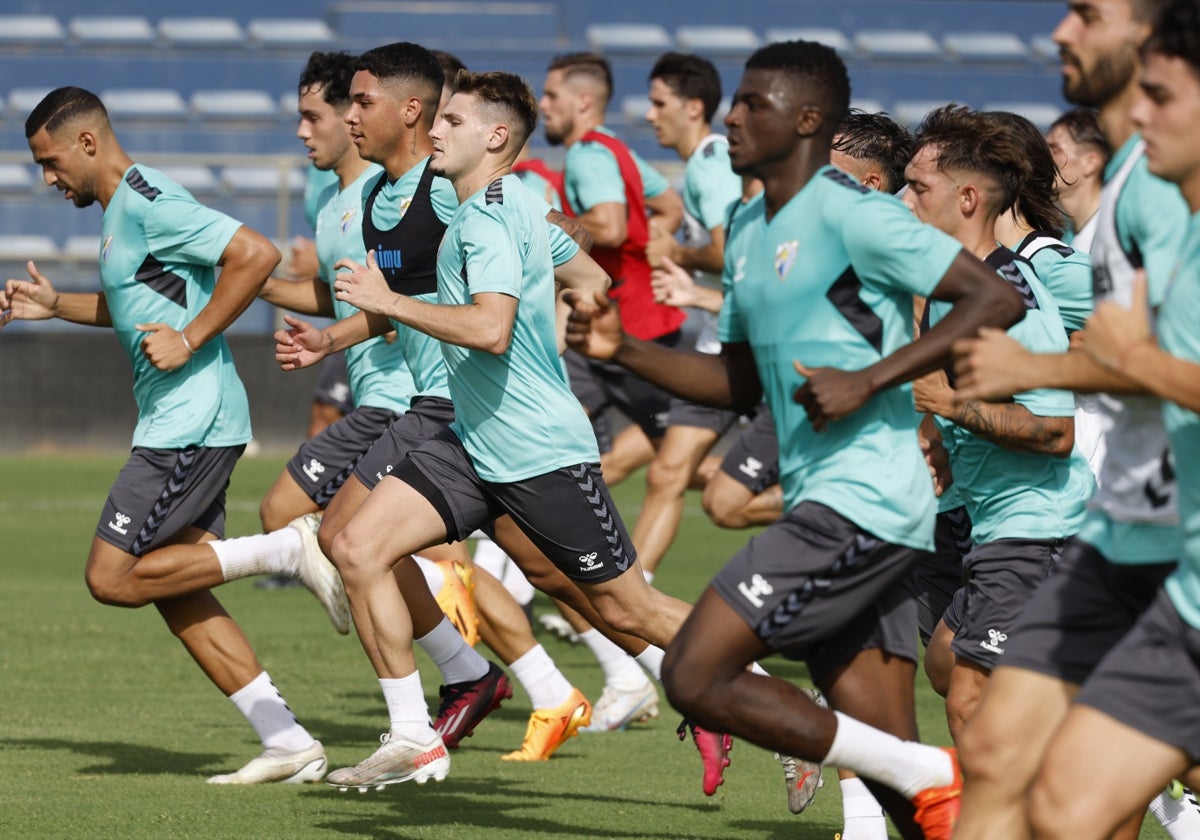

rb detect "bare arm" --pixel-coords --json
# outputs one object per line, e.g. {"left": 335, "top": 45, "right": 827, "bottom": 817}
{"left": 645, "top": 189, "right": 683, "bottom": 234}
{"left": 0, "top": 260, "right": 112, "bottom": 328}
{"left": 647, "top": 223, "right": 725, "bottom": 274}
{"left": 274, "top": 309, "right": 390, "bottom": 371}
{"left": 796, "top": 250, "right": 1026, "bottom": 430}
{"left": 546, "top": 208, "right": 594, "bottom": 253}
{"left": 651, "top": 257, "right": 724, "bottom": 313}
{"left": 187, "top": 226, "right": 279, "bottom": 349}
{"left": 553, "top": 250, "right": 611, "bottom": 353}
{"left": 576, "top": 201, "right": 626, "bottom": 248}
{"left": 259, "top": 275, "right": 335, "bottom": 317}
{"left": 565, "top": 289, "right": 762, "bottom": 412}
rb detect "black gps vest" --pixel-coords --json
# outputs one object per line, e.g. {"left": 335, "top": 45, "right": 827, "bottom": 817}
{"left": 361, "top": 159, "right": 447, "bottom": 297}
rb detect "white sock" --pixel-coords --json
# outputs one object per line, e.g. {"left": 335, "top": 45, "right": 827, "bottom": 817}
{"left": 380, "top": 672, "right": 436, "bottom": 742}
{"left": 472, "top": 538, "right": 534, "bottom": 606}
{"left": 1150, "top": 787, "right": 1200, "bottom": 839}
{"left": 415, "top": 617, "right": 489, "bottom": 685}
{"left": 840, "top": 777, "right": 888, "bottom": 840}
{"left": 501, "top": 559, "right": 535, "bottom": 607}
{"left": 749, "top": 661, "right": 770, "bottom": 677}
{"left": 580, "top": 629, "right": 647, "bottom": 690}
{"left": 413, "top": 555, "right": 444, "bottom": 592}
{"left": 228, "top": 671, "right": 314, "bottom": 753}
{"left": 635, "top": 645, "right": 665, "bottom": 682}
{"left": 824, "top": 711, "right": 953, "bottom": 799}
{"left": 643, "top": 570, "right": 655, "bottom": 585}
{"left": 211, "top": 528, "right": 302, "bottom": 582}
{"left": 509, "top": 644, "right": 574, "bottom": 710}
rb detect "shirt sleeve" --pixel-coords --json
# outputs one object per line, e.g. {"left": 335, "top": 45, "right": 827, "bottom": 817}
{"left": 143, "top": 195, "right": 242, "bottom": 267}
{"left": 460, "top": 207, "right": 522, "bottom": 300}
{"left": 688, "top": 149, "right": 742, "bottom": 230}
{"left": 841, "top": 192, "right": 962, "bottom": 299}
{"left": 565, "top": 142, "right": 626, "bottom": 210}
{"left": 546, "top": 221, "right": 580, "bottom": 267}
{"left": 717, "top": 229, "right": 748, "bottom": 344}
{"left": 1122, "top": 163, "right": 1190, "bottom": 307}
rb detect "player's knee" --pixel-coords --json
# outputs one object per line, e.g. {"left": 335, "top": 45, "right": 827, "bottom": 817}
{"left": 316, "top": 515, "right": 340, "bottom": 560}
{"left": 328, "top": 528, "right": 369, "bottom": 579}
{"left": 258, "top": 492, "right": 287, "bottom": 533}
{"left": 1026, "top": 772, "right": 1080, "bottom": 839}
{"left": 590, "top": 595, "right": 642, "bottom": 637}
{"left": 957, "top": 713, "right": 1012, "bottom": 788}
{"left": 660, "top": 644, "right": 706, "bottom": 718}
{"left": 645, "top": 455, "right": 690, "bottom": 496}
{"left": 84, "top": 567, "right": 143, "bottom": 608}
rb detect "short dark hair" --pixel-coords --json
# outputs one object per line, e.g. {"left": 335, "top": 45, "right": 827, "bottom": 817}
{"left": 832, "top": 109, "right": 913, "bottom": 194}
{"left": 915, "top": 104, "right": 1029, "bottom": 215}
{"left": 454, "top": 70, "right": 539, "bottom": 149}
{"left": 1143, "top": 0, "right": 1200, "bottom": 77}
{"left": 431, "top": 50, "right": 467, "bottom": 92}
{"left": 298, "top": 51, "right": 357, "bottom": 110}
{"left": 1049, "top": 107, "right": 1111, "bottom": 162}
{"left": 1132, "top": 0, "right": 1175, "bottom": 24}
{"left": 649, "top": 52, "right": 722, "bottom": 123}
{"left": 548, "top": 52, "right": 613, "bottom": 104}
{"left": 745, "top": 41, "right": 851, "bottom": 136}
{"left": 985, "top": 111, "right": 1066, "bottom": 237}
{"left": 25, "top": 86, "right": 108, "bottom": 139}
{"left": 355, "top": 42, "right": 444, "bottom": 121}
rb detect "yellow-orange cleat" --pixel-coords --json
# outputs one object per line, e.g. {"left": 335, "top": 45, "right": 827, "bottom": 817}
{"left": 910, "top": 747, "right": 962, "bottom": 840}
{"left": 501, "top": 689, "right": 592, "bottom": 761}
{"left": 434, "top": 558, "right": 479, "bottom": 647}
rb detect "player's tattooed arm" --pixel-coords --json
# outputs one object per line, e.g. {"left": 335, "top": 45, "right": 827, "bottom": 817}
{"left": 944, "top": 400, "right": 1074, "bottom": 457}
{"left": 546, "top": 209, "right": 593, "bottom": 254}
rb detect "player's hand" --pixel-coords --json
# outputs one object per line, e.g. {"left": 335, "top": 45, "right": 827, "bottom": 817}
{"left": 644, "top": 220, "right": 676, "bottom": 269}
{"left": 136, "top": 323, "right": 192, "bottom": 371}
{"left": 274, "top": 314, "right": 329, "bottom": 371}
{"left": 333, "top": 251, "right": 395, "bottom": 316}
{"left": 651, "top": 257, "right": 699, "bottom": 308}
{"left": 287, "top": 236, "right": 319, "bottom": 279}
{"left": 792, "top": 361, "right": 873, "bottom": 431}
{"left": 951, "top": 327, "right": 1032, "bottom": 403}
{"left": 565, "top": 289, "right": 624, "bottom": 360}
{"left": 911, "top": 367, "right": 955, "bottom": 417}
{"left": 1083, "top": 272, "right": 1153, "bottom": 371}
{"left": 1, "top": 261, "right": 61, "bottom": 327}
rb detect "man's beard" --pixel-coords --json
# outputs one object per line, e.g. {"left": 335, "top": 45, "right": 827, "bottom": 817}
{"left": 1062, "top": 44, "right": 1137, "bottom": 108}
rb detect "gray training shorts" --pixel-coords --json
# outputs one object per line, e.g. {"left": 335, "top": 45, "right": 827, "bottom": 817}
{"left": 286, "top": 405, "right": 401, "bottom": 506}
{"left": 96, "top": 444, "right": 243, "bottom": 556}
{"left": 711, "top": 500, "right": 922, "bottom": 682}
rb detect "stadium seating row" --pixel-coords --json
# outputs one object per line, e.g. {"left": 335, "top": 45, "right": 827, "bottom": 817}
{"left": 0, "top": 13, "right": 1059, "bottom": 66}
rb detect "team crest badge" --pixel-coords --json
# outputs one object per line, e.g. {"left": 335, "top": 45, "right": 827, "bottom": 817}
{"left": 101, "top": 235, "right": 113, "bottom": 263}
{"left": 340, "top": 208, "right": 357, "bottom": 234}
{"left": 398, "top": 196, "right": 413, "bottom": 219}
{"left": 774, "top": 240, "right": 798, "bottom": 279}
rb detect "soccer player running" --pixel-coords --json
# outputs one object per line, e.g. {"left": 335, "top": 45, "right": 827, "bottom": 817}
{"left": 902, "top": 105, "right": 1094, "bottom": 742}
{"left": 1046, "top": 107, "right": 1111, "bottom": 250}
{"left": 0, "top": 87, "right": 336, "bottom": 784}
{"left": 1024, "top": 4, "right": 1200, "bottom": 837}
{"left": 308, "top": 67, "right": 698, "bottom": 791}
{"left": 272, "top": 43, "right": 603, "bottom": 763}
{"left": 949, "top": 0, "right": 1192, "bottom": 837}
{"left": 566, "top": 41, "right": 1025, "bottom": 840}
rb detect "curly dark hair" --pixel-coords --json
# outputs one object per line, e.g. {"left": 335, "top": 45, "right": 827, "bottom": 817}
{"left": 985, "top": 110, "right": 1066, "bottom": 237}
{"left": 298, "top": 51, "right": 357, "bottom": 109}
{"left": 914, "top": 104, "right": 1030, "bottom": 215}
{"left": 832, "top": 109, "right": 913, "bottom": 194}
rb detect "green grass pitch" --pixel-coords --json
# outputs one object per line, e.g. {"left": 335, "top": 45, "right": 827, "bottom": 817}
{"left": 0, "top": 453, "right": 1167, "bottom": 839}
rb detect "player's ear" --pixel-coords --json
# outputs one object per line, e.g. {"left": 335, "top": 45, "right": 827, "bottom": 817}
{"left": 78, "top": 130, "right": 98, "bottom": 156}
{"left": 489, "top": 123, "right": 510, "bottom": 153}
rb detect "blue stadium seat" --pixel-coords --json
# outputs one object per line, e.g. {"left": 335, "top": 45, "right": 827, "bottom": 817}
{"left": 0, "top": 234, "right": 59, "bottom": 261}
{"left": 99, "top": 89, "right": 188, "bottom": 120}
{"left": 943, "top": 32, "right": 1031, "bottom": 63}
{"left": 191, "top": 90, "right": 279, "bottom": 122}
{"left": 158, "top": 18, "right": 246, "bottom": 49}
{"left": 620, "top": 95, "right": 651, "bottom": 126}
{"left": 1030, "top": 35, "right": 1059, "bottom": 62}
{"left": 586, "top": 23, "right": 673, "bottom": 53}
{"left": 334, "top": 2, "right": 559, "bottom": 49}
{"left": 63, "top": 235, "right": 101, "bottom": 261}
{"left": 982, "top": 101, "right": 1062, "bottom": 130}
{"left": 893, "top": 99, "right": 953, "bottom": 128}
{"left": 675, "top": 25, "right": 761, "bottom": 56}
{"left": 220, "top": 165, "right": 306, "bottom": 196}
{"left": 854, "top": 30, "right": 942, "bottom": 61}
{"left": 0, "top": 16, "right": 66, "bottom": 47}
{"left": 764, "top": 28, "right": 852, "bottom": 55}
{"left": 69, "top": 16, "right": 156, "bottom": 47}
{"left": 246, "top": 19, "right": 335, "bottom": 49}
{"left": 9, "top": 88, "right": 55, "bottom": 120}
{"left": 0, "top": 164, "right": 34, "bottom": 193}
{"left": 156, "top": 165, "right": 220, "bottom": 195}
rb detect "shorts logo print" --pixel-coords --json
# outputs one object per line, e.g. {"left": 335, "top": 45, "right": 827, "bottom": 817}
{"left": 738, "top": 573, "right": 775, "bottom": 608}
{"left": 579, "top": 551, "right": 603, "bottom": 572}
{"left": 131, "top": 447, "right": 197, "bottom": 556}
{"left": 738, "top": 457, "right": 763, "bottom": 479}
{"left": 980, "top": 628, "right": 1008, "bottom": 655}
{"left": 108, "top": 511, "right": 131, "bottom": 535}
{"left": 302, "top": 459, "right": 326, "bottom": 482}
{"left": 569, "top": 464, "right": 630, "bottom": 572}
